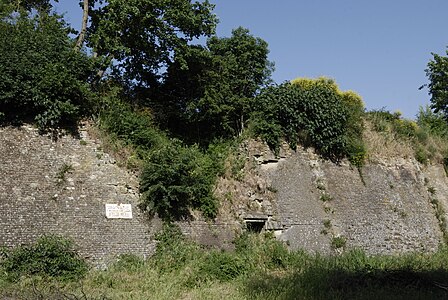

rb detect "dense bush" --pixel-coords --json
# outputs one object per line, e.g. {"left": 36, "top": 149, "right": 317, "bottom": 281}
{"left": 139, "top": 140, "right": 225, "bottom": 220}
{"left": 0, "top": 9, "right": 94, "bottom": 130}
{"left": 98, "top": 91, "right": 167, "bottom": 157}
{"left": 417, "top": 105, "right": 448, "bottom": 138}
{"left": 251, "top": 77, "right": 365, "bottom": 164}
{"left": 0, "top": 235, "right": 88, "bottom": 281}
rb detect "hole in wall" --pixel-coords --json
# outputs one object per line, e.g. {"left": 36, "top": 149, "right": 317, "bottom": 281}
{"left": 244, "top": 219, "right": 266, "bottom": 233}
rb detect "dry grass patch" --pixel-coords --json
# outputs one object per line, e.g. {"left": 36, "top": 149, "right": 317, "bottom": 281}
{"left": 363, "top": 121, "right": 414, "bottom": 161}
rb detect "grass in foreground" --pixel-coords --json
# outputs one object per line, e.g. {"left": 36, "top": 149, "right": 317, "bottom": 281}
{"left": 1, "top": 229, "right": 448, "bottom": 300}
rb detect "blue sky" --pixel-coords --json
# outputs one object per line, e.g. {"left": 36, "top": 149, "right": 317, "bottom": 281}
{"left": 54, "top": 0, "right": 448, "bottom": 119}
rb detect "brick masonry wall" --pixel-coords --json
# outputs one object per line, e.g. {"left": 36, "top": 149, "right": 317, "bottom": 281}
{"left": 0, "top": 125, "right": 160, "bottom": 266}
{"left": 1, "top": 126, "right": 446, "bottom": 261}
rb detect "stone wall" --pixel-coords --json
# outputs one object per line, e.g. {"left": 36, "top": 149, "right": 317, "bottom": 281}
{"left": 247, "top": 141, "right": 446, "bottom": 254}
{"left": 0, "top": 124, "right": 160, "bottom": 266}
{"left": 1, "top": 125, "right": 447, "bottom": 262}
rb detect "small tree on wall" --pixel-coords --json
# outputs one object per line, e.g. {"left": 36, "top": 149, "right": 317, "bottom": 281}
{"left": 423, "top": 47, "right": 448, "bottom": 120}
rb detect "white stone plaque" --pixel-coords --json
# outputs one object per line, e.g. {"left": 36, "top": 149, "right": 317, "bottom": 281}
{"left": 105, "top": 203, "right": 133, "bottom": 219}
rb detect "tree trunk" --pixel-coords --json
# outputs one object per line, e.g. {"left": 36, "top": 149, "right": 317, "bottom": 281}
{"left": 74, "top": 0, "right": 89, "bottom": 51}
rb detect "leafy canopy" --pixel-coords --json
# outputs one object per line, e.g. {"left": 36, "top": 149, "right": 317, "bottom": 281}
{"left": 0, "top": 0, "right": 57, "bottom": 13}
{"left": 158, "top": 27, "right": 274, "bottom": 141}
{"left": 87, "top": 0, "right": 218, "bottom": 88}
{"left": 0, "top": 8, "right": 94, "bottom": 130}
{"left": 424, "top": 47, "right": 448, "bottom": 120}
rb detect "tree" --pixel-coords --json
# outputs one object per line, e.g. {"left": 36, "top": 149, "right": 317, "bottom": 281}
{"left": 87, "top": 0, "right": 217, "bottom": 87}
{"left": 0, "top": 0, "right": 56, "bottom": 12}
{"left": 204, "top": 27, "right": 274, "bottom": 135}
{"left": 154, "top": 45, "right": 213, "bottom": 137}
{"left": 0, "top": 7, "right": 94, "bottom": 130}
{"left": 74, "top": 0, "right": 89, "bottom": 51}
{"left": 424, "top": 48, "right": 448, "bottom": 119}
{"left": 158, "top": 27, "right": 274, "bottom": 141}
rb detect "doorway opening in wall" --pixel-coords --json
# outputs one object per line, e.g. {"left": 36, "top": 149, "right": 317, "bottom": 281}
{"left": 244, "top": 218, "right": 266, "bottom": 233}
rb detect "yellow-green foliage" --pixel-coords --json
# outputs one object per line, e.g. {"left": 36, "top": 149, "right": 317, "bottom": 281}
{"left": 291, "top": 78, "right": 364, "bottom": 104}
{"left": 288, "top": 77, "right": 366, "bottom": 165}
{"left": 291, "top": 76, "right": 338, "bottom": 92}
{"left": 340, "top": 90, "right": 365, "bottom": 111}
{"left": 291, "top": 77, "right": 366, "bottom": 114}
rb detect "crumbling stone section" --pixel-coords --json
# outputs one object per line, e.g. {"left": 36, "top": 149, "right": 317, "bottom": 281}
{"left": 0, "top": 124, "right": 160, "bottom": 266}
{"left": 249, "top": 142, "right": 332, "bottom": 253}
{"left": 213, "top": 140, "right": 281, "bottom": 235}
{"left": 249, "top": 140, "right": 445, "bottom": 255}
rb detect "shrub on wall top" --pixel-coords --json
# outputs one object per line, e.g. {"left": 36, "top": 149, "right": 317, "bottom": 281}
{"left": 251, "top": 77, "right": 365, "bottom": 163}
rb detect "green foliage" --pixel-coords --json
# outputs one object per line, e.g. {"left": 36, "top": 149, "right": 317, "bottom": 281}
{"left": 98, "top": 89, "right": 227, "bottom": 221}
{"left": 4, "top": 234, "right": 448, "bottom": 299}
{"left": 368, "top": 109, "right": 421, "bottom": 140}
{"left": 331, "top": 236, "right": 347, "bottom": 249}
{"left": 153, "top": 228, "right": 292, "bottom": 284}
{"left": 320, "top": 194, "right": 332, "bottom": 202}
{"left": 417, "top": 105, "right": 448, "bottom": 138}
{"left": 56, "top": 163, "right": 74, "bottom": 185}
{"left": 150, "top": 224, "right": 201, "bottom": 273}
{"left": 1, "top": 0, "right": 55, "bottom": 12}
{"left": 0, "top": 9, "right": 94, "bottom": 130}
{"left": 234, "top": 232, "right": 292, "bottom": 270}
{"left": 423, "top": 47, "right": 448, "bottom": 119}
{"left": 98, "top": 91, "right": 167, "bottom": 158}
{"left": 335, "top": 89, "right": 366, "bottom": 167}
{"left": 158, "top": 27, "right": 274, "bottom": 141}
{"left": 139, "top": 140, "right": 224, "bottom": 220}
{"left": 369, "top": 108, "right": 448, "bottom": 164}
{"left": 199, "top": 251, "right": 247, "bottom": 282}
{"left": 229, "top": 151, "right": 247, "bottom": 181}
{"left": 87, "top": 0, "right": 217, "bottom": 88}
{"left": 112, "top": 254, "right": 144, "bottom": 272}
{"left": 430, "top": 198, "right": 448, "bottom": 243}
{"left": 444, "top": 157, "right": 448, "bottom": 176}
{"left": 251, "top": 78, "right": 365, "bottom": 163}
{"left": 415, "top": 145, "right": 429, "bottom": 164}
{"left": 0, "top": 235, "right": 88, "bottom": 282}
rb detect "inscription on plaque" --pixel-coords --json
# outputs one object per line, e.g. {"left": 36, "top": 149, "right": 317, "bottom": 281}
{"left": 105, "top": 203, "right": 133, "bottom": 219}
